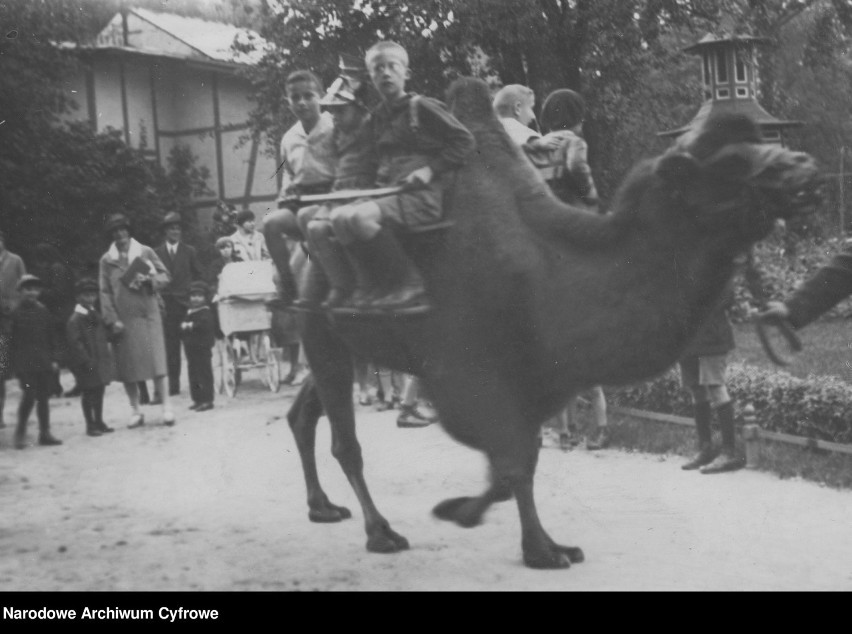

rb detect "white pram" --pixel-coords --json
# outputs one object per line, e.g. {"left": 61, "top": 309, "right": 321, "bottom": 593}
{"left": 213, "top": 260, "right": 281, "bottom": 396}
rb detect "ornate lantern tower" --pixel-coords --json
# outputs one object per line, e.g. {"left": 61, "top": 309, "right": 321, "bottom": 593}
{"left": 660, "top": 32, "right": 802, "bottom": 145}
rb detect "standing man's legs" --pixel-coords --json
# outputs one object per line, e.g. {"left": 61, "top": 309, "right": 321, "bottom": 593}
{"left": 163, "top": 295, "right": 186, "bottom": 396}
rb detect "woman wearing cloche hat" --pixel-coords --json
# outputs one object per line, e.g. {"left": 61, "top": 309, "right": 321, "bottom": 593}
{"left": 99, "top": 213, "right": 176, "bottom": 428}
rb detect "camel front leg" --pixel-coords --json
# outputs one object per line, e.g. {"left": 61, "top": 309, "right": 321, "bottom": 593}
{"left": 504, "top": 441, "right": 585, "bottom": 569}
{"left": 301, "top": 317, "right": 408, "bottom": 554}
{"left": 287, "top": 376, "right": 351, "bottom": 523}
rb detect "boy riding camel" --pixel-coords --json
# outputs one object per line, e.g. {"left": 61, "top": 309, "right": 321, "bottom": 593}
{"left": 328, "top": 41, "right": 475, "bottom": 315}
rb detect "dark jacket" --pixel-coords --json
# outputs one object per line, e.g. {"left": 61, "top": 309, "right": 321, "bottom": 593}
{"left": 66, "top": 305, "right": 114, "bottom": 388}
{"left": 10, "top": 297, "right": 57, "bottom": 374}
{"left": 179, "top": 306, "right": 215, "bottom": 349}
{"left": 155, "top": 242, "right": 203, "bottom": 304}
{"left": 369, "top": 92, "right": 475, "bottom": 184}
{"left": 786, "top": 244, "right": 852, "bottom": 329}
{"left": 681, "top": 301, "right": 735, "bottom": 359}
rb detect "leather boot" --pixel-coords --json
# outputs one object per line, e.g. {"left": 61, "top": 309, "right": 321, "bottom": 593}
{"left": 306, "top": 223, "right": 355, "bottom": 310}
{"left": 336, "top": 240, "right": 387, "bottom": 312}
{"left": 682, "top": 401, "right": 716, "bottom": 470}
{"left": 701, "top": 402, "right": 744, "bottom": 473}
{"left": 358, "top": 230, "right": 432, "bottom": 315}
{"left": 291, "top": 256, "right": 329, "bottom": 311}
{"left": 86, "top": 424, "right": 103, "bottom": 438}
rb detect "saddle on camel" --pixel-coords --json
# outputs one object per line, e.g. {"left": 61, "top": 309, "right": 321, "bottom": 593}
{"left": 284, "top": 77, "right": 820, "bottom": 569}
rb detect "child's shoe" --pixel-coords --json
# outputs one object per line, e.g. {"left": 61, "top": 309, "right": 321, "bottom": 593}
{"left": 397, "top": 404, "right": 433, "bottom": 428}
{"left": 96, "top": 421, "right": 115, "bottom": 433}
{"left": 38, "top": 433, "right": 63, "bottom": 446}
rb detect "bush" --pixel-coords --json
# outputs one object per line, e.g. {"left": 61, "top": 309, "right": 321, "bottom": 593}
{"left": 608, "top": 361, "right": 852, "bottom": 444}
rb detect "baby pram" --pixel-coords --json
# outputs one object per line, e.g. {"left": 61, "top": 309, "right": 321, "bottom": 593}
{"left": 213, "top": 260, "right": 282, "bottom": 396}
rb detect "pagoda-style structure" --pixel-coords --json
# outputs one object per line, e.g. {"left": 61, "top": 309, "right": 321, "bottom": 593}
{"left": 660, "top": 32, "right": 802, "bottom": 145}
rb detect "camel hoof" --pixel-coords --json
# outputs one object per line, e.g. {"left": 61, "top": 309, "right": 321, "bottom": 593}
{"left": 523, "top": 544, "right": 584, "bottom": 569}
{"left": 308, "top": 504, "right": 352, "bottom": 523}
{"left": 432, "top": 497, "right": 483, "bottom": 528}
{"left": 366, "top": 526, "right": 410, "bottom": 554}
{"left": 558, "top": 545, "right": 585, "bottom": 563}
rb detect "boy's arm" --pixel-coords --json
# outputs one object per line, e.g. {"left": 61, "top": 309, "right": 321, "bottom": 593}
{"left": 417, "top": 98, "right": 476, "bottom": 174}
{"left": 565, "top": 136, "right": 599, "bottom": 207}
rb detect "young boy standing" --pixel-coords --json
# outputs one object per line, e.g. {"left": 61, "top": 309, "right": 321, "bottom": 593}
{"left": 329, "top": 41, "right": 475, "bottom": 314}
{"left": 263, "top": 70, "right": 336, "bottom": 306}
{"left": 66, "top": 278, "right": 115, "bottom": 437}
{"left": 10, "top": 274, "right": 62, "bottom": 448}
{"left": 180, "top": 281, "right": 216, "bottom": 412}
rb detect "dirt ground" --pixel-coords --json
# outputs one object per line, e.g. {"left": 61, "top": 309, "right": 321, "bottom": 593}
{"left": 1, "top": 370, "right": 851, "bottom": 592}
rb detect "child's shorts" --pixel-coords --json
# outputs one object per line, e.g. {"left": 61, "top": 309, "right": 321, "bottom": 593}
{"left": 678, "top": 354, "right": 727, "bottom": 388}
{"left": 374, "top": 181, "right": 445, "bottom": 229}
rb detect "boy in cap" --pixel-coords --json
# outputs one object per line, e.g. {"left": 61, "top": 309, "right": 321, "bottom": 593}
{"left": 263, "top": 69, "right": 336, "bottom": 306}
{"left": 66, "top": 277, "right": 115, "bottom": 437}
{"left": 155, "top": 211, "right": 203, "bottom": 397}
{"left": 9, "top": 274, "right": 62, "bottom": 448}
{"left": 292, "top": 62, "right": 378, "bottom": 310}
{"left": 180, "top": 281, "right": 215, "bottom": 411}
{"left": 329, "top": 41, "right": 475, "bottom": 314}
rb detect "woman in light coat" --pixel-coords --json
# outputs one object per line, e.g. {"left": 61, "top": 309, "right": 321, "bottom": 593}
{"left": 99, "top": 214, "right": 175, "bottom": 427}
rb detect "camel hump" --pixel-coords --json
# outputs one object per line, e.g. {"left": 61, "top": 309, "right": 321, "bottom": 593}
{"left": 680, "top": 113, "right": 763, "bottom": 161}
{"left": 445, "top": 77, "right": 496, "bottom": 128}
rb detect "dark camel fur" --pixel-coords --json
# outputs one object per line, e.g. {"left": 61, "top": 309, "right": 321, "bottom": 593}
{"left": 286, "top": 78, "right": 819, "bottom": 569}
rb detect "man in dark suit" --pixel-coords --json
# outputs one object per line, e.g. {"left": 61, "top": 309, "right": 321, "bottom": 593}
{"left": 155, "top": 212, "right": 203, "bottom": 396}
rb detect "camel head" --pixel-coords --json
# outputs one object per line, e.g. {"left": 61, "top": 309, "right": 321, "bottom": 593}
{"left": 653, "top": 113, "right": 821, "bottom": 242}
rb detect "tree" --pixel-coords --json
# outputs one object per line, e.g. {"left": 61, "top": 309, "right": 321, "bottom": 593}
{"left": 0, "top": 0, "right": 211, "bottom": 274}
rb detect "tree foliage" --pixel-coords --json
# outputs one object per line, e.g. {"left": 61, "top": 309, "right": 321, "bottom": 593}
{"left": 0, "top": 0, "right": 212, "bottom": 275}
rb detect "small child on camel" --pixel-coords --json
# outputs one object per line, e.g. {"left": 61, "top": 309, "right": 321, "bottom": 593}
{"left": 328, "top": 41, "right": 475, "bottom": 314}
{"left": 291, "top": 57, "right": 378, "bottom": 311}
{"left": 263, "top": 70, "right": 336, "bottom": 306}
{"left": 492, "top": 84, "right": 562, "bottom": 156}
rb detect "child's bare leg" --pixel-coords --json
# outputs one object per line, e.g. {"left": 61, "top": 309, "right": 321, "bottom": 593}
{"left": 307, "top": 219, "right": 354, "bottom": 308}
{"left": 263, "top": 207, "right": 302, "bottom": 302}
{"left": 154, "top": 375, "right": 175, "bottom": 425}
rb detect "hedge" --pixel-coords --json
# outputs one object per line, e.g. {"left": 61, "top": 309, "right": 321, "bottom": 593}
{"left": 607, "top": 361, "right": 852, "bottom": 445}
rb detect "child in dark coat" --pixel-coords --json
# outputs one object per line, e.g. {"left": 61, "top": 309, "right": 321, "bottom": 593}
{"left": 10, "top": 274, "right": 62, "bottom": 448}
{"left": 66, "top": 278, "right": 115, "bottom": 437}
{"left": 180, "top": 281, "right": 216, "bottom": 411}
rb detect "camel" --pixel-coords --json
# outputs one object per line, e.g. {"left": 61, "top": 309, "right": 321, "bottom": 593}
{"left": 285, "top": 78, "right": 820, "bottom": 569}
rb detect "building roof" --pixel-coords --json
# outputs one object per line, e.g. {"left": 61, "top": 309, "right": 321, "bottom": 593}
{"left": 683, "top": 32, "right": 771, "bottom": 54}
{"left": 90, "top": 7, "right": 271, "bottom": 67}
{"left": 659, "top": 98, "right": 803, "bottom": 138}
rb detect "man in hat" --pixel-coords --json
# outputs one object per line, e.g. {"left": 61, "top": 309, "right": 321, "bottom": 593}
{"left": 0, "top": 229, "right": 26, "bottom": 428}
{"left": 154, "top": 211, "right": 203, "bottom": 396}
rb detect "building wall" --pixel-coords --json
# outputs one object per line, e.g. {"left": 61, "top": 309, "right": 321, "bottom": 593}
{"left": 62, "top": 52, "right": 280, "bottom": 230}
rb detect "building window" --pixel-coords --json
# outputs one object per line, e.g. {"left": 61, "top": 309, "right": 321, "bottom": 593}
{"left": 716, "top": 49, "right": 728, "bottom": 83}
{"left": 735, "top": 49, "right": 748, "bottom": 83}
{"left": 703, "top": 54, "right": 711, "bottom": 86}
{"left": 735, "top": 86, "right": 748, "bottom": 98}
{"left": 716, "top": 87, "right": 730, "bottom": 99}
{"left": 763, "top": 130, "right": 781, "bottom": 142}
